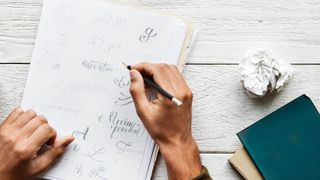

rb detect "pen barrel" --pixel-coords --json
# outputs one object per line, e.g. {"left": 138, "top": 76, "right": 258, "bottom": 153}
{"left": 142, "top": 76, "right": 174, "bottom": 100}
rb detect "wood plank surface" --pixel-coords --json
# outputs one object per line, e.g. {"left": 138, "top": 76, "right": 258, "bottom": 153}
{"left": 152, "top": 154, "right": 241, "bottom": 180}
{"left": 1, "top": 0, "right": 320, "bottom": 63}
{"left": 1, "top": 0, "right": 320, "bottom": 179}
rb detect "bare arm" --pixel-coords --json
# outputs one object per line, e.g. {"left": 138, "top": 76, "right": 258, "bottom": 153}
{"left": 129, "top": 63, "right": 202, "bottom": 179}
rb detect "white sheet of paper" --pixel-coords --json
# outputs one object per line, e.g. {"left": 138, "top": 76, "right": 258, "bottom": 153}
{"left": 21, "top": 0, "right": 188, "bottom": 179}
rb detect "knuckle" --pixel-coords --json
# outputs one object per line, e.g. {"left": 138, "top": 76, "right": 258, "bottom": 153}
{"left": 30, "top": 165, "right": 44, "bottom": 176}
{"left": 40, "top": 124, "right": 51, "bottom": 133}
{"left": 169, "top": 64, "right": 178, "bottom": 70}
{"left": 188, "top": 90, "right": 193, "bottom": 99}
{"left": 182, "top": 89, "right": 193, "bottom": 100}
{"left": 14, "top": 145, "right": 32, "bottom": 160}
{"left": 158, "top": 63, "right": 169, "bottom": 70}
{"left": 51, "top": 128, "right": 57, "bottom": 137}
{"left": 13, "top": 107, "right": 24, "bottom": 114}
{"left": 44, "top": 124, "right": 54, "bottom": 132}
{"left": 37, "top": 115, "right": 48, "bottom": 124}
{"left": 42, "top": 123, "right": 50, "bottom": 129}
{"left": 1, "top": 134, "right": 15, "bottom": 146}
{"left": 138, "top": 62, "right": 150, "bottom": 69}
{"left": 25, "top": 109, "right": 37, "bottom": 118}
{"left": 56, "top": 147, "right": 65, "bottom": 156}
{"left": 140, "top": 62, "right": 148, "bottom": 66}
{"left": 46, "top": 125, "right": 56, "bottom": 136}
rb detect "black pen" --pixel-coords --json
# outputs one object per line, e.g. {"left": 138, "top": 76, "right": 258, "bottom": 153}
{"left": 122, "top": 62, "right": 183, "bottom": 107}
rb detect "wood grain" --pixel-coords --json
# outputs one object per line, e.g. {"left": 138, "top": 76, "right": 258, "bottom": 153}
{"left": 1, "top": 0, "right": 320, "bottom": 63}
{"left": 152, "top": 154, "right": 242, "bottom": 180}
{"left": 1, "top": 0, "right": 320, "bottom": 179}
{"left": 0, "top": 64, "right": 319, "bottom": 152}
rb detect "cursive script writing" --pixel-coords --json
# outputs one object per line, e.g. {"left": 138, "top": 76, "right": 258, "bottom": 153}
{"left": 93, "top": 12, "right": 126, "bottom": 28}
{"left": 82, "top": 60, "right": 113, "bottom": 72}
{"left": 53, "top": 76, "right": 109, "bottom": 94}
{"left": 116, "top": 140, "right": 133, "bottom": 154}
{"left": 85, "top": 144, "right": 107, "bottom": 162}
{"left": 114, "top": 92, "right": 133, "bottom": 106}
{"left": 73, "top": 164, "right": 83, "bottom": 177}
{"left": 114, "top": 76, "right": 130, "bottom": 88}
{"left": 89, "top": 166, "right": 108, "bottom": 179}
{"left": 98, "top": 111, "right": 145, "bottom": 138}
{"left": 86, "top": 36, "right": 120, "bottom": 53}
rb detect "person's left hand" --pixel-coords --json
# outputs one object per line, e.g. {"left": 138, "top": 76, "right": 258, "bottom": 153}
{"left": 0, "top": 108, "right": 74, "bottom": 180}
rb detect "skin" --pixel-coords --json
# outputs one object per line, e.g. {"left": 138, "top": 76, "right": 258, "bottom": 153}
{"left": 0, "top": 108, "right": 74, "bottom": 180}
{"left": 0, "top": 63, "right": 201, "bottom": 179}
{"left": 129, "top": 62, "right": 202, "bottom": 180}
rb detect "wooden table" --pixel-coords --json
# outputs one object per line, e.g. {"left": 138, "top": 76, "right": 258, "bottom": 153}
{"left": 1, "top": 0, "right": 320, "bottom": 179}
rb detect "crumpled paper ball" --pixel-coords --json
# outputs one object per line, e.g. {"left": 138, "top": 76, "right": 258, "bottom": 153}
{"left": 239, "top": 49, "right": 294, "bottom": 98}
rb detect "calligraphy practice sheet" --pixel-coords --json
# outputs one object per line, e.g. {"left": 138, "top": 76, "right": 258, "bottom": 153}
{"left": 21, "top": 0, "right": 190, "bottom": 179}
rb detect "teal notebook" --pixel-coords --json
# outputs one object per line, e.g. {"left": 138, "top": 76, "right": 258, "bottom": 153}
{"left": 238, "top": 95, "right": 320, "bottom": 180}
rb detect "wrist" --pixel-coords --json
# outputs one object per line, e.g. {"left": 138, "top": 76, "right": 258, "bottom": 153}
{"left": 158, "top": 136, "right": 202, "bottom": 179}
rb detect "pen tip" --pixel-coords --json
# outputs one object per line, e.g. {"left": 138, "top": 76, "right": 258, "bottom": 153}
{"left": 122, "top": 62, "right": 132, "bottom": 70}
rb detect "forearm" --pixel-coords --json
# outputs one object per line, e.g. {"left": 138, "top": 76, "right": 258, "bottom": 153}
{"left": 159, "top": 137, "right": 202, "bottom": 180}
{"left": 129, "top": 63, "right": 207, "bottom": 179}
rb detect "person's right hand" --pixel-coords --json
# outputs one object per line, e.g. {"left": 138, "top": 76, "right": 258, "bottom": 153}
{"left": 0, "top": 108, "right": 74, "bottom": 180}
{"left": 129, "top": 63, "right": 202, "bottom": 180}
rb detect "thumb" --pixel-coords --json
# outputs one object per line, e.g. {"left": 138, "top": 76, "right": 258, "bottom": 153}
{"left": 31, "top": 135, "right": 75, "bottom": 175}
{"left": 129, "top": 69, "right": 151, "bottom": 116}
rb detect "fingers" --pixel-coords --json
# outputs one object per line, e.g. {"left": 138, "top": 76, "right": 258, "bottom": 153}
{"left": 132, "top": 63, "right": 173, "bottom": 91}
{"left": 20, "top": 115, "right": 48, "bottom": 137}
{"left": 28, "top": 124, "right": 57, "bottom": 152}
{"left": 129, "top": 69, "right": 151, "bottom": 117}
{"left": 30, "top": 136, "right": 74, "bottom": 175}
{"left": 131, "top": 62, "right": 157, "bottom": 77}
{"left": 13, "top": 109, "right": 37, "bottom": 129}
{"left": 2, "top": 107, "right": 24, "bottom": 125}
{"left": 131, "top": 63, "right": 191, "bottom": 103}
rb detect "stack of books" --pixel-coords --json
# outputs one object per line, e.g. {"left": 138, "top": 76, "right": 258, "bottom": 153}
{"left": 229, "top": 95, "right": 320, "bottom": 179}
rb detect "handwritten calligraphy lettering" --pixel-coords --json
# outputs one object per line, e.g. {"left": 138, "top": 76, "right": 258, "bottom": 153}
{"left": 72, "top": 127, "right": 89, "bottom": 140}
{"left": 85, "top": 144, "right": 107, "bottom": 162}
{"left": 114, "top": 92, "right": 133, "bottom": 106}
{"left": 139, "top": 28, "right": 157, "bottom": 43}
{"left": 53, "top": 76, "right": 109, "bottom": 94}
{"left": 89, "top": 166, "right": 108, "bottom": 179}
{"left": 114, "top": 76, "right": 130, "bottom": 88}
{"left": 116, "top": 140, "right": 133, "bottom": 154}
{"left": 98, "top": 111, "right": 145, "bottom": 138}
{"left": 87, "top": 37, "right": 120, "bottom": 53}
{"left": 73, "top": 164, "right": 83, "bottom": 177}
{"left": 94, "top": 12, "right": 126, "bottom": 28}
{"left": 73, "top": 144, "right": 81, "bottom": 152}
{"left": 82, "top": 60, "right": 113, "bottom": 72}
